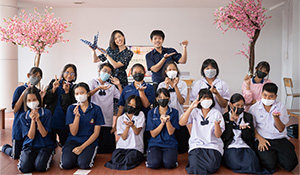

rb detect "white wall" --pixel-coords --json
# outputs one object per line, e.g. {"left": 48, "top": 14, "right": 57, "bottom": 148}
{"left": 18, "top": 7, "right": 284, "bottom": 101}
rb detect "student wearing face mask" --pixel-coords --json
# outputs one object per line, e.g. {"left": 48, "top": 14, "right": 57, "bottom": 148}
{"left": 190, "top": 58, "right": 230, "bottom": 113}
{"left": 88, "top": 63, "right": 122, "bottom": 154}
{"left": 249, "top": 83, "right": 298, "bottom": 172}
{"left": 242, "top": 61, "right": 272, "bottom": 111}
{"left": 146, "top": 88, "right": 180, "bottom": 169}
{"left": 44, "top": 64, "right": 77, "bottom": 147}
{"left": 221, "top": 93, "right": 269, "bottom": 174}
{"left": 17, "top": 87, "right": 55, "bottom": 173}
{"left": 60, "top": 83, "right": 105, "bottom": 170}
{"left": 157, "top": 61, "right": 189, "bottom": 153}
{"left": 105, "top": 95, "right": 145, "bottom": 170}
{"left": 179, "top": 88, "right": 225, "bottom": 174}
{"left": 1, "top": 67, "right": 43, "bottom": 159}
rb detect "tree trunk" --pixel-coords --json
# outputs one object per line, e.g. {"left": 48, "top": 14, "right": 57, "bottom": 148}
{"left": 34, "top": 53, "right": 41, "bottom": 67}
{"left": 249, "top": 29, "right": 261, "bottom": 77}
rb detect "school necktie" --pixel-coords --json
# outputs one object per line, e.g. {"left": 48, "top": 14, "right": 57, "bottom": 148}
{"left": 232, "top": 118, "right": 243, "bottom": 130}
{"left": 168, "top": 88, "right": 175, "bottom": 92}
{"left": 98, "top": 89, "right": 106, "bottom": 96}
{"left": 206, "top": 83, "right": 216, "bottom": 89}
{"left": 200, "top": 115, "right": 209, "bottom": 125}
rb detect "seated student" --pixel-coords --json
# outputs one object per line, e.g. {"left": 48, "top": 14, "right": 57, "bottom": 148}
{"left": 60, "top": 83, "right": 105, "bottom": 169}
{"left": 105, "top": 95, "right": 145, "bottom": 170}
{"left": 44, "top": 64, "right": 77, "bottom": 147}
{"left": 18, "top": 87, "right": 55, "bottom": 173}
{"left": 146, "top": 88, "right": 180, "bottom": 169}
{"left": 157, "top": 61, "right": 189, "bottom": 153}
{"left": 190, "top": 58, "right": 230, "bottom": 113}
{"left": 221, "top": 93, "right": 269, "bottom": 174}
{"left": 88, "top": 63, "right": 122, "bottom": 154}
{"left": 179, "top": 88, "right": 225, "bottom": 174}
{"left": 249, "top": 83, "right": 298, "bottom": 172}
{"left": 146, "top": 30, "right": 188, "bottom": 92}
{"left": 242, "top": 61, "right": 272, "bottom": 111}
{"left": 1, "top": 67, "right": 43, "bottom": 159}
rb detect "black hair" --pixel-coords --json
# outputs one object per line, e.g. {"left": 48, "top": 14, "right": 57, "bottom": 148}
{"left": 23, "top": 87, "right": 42, "bottom": 111}
{"left": 255, "top": 61, "right": 270, "bottom": 73}
{"left": 156, "top": 88, "right": 170, "bottom": 99}
{"left": 262, "top": 83, "right": 278, "bottom": 95}
{"left": 61, "top": 64, "right": 77, "bottom": 82}
{"left": 99, "top": 62, "right": 114, "bottom": 75}
{"left": 150, "top": 30, "right": 165, "bottom": 40}
{"left": 109, "top": 30, "right": 126, "bottom": 50}
{"left": 201, "top": 58, "right": 219, "bottom": 78}
{"left": 124, "top": 95, "right": 143, "bottom": 116}
{"left": 131, "top": 63, "right": 145, "bottom": 74}
{"left": 162, "top": 61, "right": 180, "bottom": 79}
{"left": 228, "top": 93, "right": 245, "bottom": 111}
{"left": 73, "top": 82, "right": 91, "bottom": 102}
{"left": 198, "top": 88, "right": 215, "bottom": 109}
{"left": 29, "top": 67, "right": 43, "bottom": 78}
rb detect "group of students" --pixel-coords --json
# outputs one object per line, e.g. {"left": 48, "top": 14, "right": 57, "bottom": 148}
{"left": 0, "top": 29, "right": 298, "bottom": 174}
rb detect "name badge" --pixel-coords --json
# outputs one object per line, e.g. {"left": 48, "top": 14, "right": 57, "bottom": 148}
{"left": 90, "top": 119, "right": 94, "bottom": 124}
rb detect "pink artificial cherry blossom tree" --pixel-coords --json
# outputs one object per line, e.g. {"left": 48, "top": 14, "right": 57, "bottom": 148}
{"left": 0, "top": 7, "right": 71, "bottom": 67}
{"left": 214, "top": 0, "right": 271, "bottom": 76}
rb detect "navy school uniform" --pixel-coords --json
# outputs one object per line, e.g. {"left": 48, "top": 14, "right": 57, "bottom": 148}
{"left": 145, "top": 107, "right": 180, "bottom": 169}
{"left": 18, "top": 108, "right": 55, "bottom": 173}
{"left": 221, "top": 111, "right": 271, "bottom": 174}
{"left": 60, "top": 102, "right": 105, "bottom": 169}
{"left": 44, "top": 79, "right": 76, "bottom": 146}
{"left": 2, "top": 83, "right": 29, "bottom": 159}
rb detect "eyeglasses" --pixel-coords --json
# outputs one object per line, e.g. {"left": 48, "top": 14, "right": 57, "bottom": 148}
{"left": 64, "top": 72, "right": 75, "bottom": 76}
{"left": 101, "top": 69, "right": 112, "bottom": 75}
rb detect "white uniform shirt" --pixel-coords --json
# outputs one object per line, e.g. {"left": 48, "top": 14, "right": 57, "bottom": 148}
{"left": 228, "top": 112, "right": 250, "bottom": 149}
{"left": 116, "top": 112, "right": 145, "bottom": 153}
{"left": 249, "top": 101, "right": 289, "bottom": 140}
{"left": 187, "top": 108, "right": 225, "bottom": 155}
{"left": 190, "top": 78, "right": 230, "bottom": 113}
{"left": 157, "top": 80, "right": 187, "bottom": 117}
{"left": 88, "top": 79, "right": 120, "bottom": 127}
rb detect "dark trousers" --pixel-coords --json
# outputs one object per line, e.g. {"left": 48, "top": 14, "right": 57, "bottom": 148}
{"left": 254, "top": 138, "right": 298, "bottom": 172}
{"left": 175, "top": 126, "right": 190, "bottom": 153}
{"left": 60, "top": 140, "right": 98, "bottom": 169}
{"left": 2, "top": 139, "right": 23, "bottom": 159}
{"left": 50, "top": 128, "right": 69, "bottom": 147}
{"left": 105, "top": 149, "right": 144, "bottom": 170}
{"left": 97, "top": 126, "right": 115, "bottom": 154}
{"left": 146, "top": 146, "right": 178, "bottom": 169}
{"left": 18, "top": 146, "right": 55, "bottom": 173}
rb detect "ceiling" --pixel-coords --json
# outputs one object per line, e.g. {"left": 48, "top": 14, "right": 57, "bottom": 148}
{"left": 17, "top": 0, "right": 286, "bottom": 9}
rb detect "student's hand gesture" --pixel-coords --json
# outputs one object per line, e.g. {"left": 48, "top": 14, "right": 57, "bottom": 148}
{"left": 239, "top": 123, "right": 250, "bottom": 130}
{"left": 210, "top": 85, "right": 219, "bottom": 95}
{"left": 160, "top": 114, "right": 167, "bottom": 124}
{"left": 63, "top": 81, "right": 70, "bottom": 94}
{"left": 110, "top": 126, "right": 116, "bottom": 134}
{"left": 73, "top": 105, "right": 80, "bottom": 117}
{"left": 164, "top": 77, "right": 171, "bottom": 88}
{"left": 173, "top": 77, "right": 179, "bottom": 87}
{"left": 98, "top": 84, "right": 111, "bottom": 90}
{"left": 110, "top": 77, "right": 120, "bottom": 86}
{"left": 244, "top": 74, "right": 251, "bottom": 87}
{"left": 163, "top": 52, "right": 176, "bottom": 59}
{"left": 39, "top": 85, "right": 47, "bottom": 99}
{"left": 52, "top": 75, "right": 61, "bottom": 93}
{"left": 97, "top": 47, "right": 107, "bottom": 55}
{"left": 258, "top": 138, "right": 271, "bottom": 152}
{"left": 181, "top": 40, "right": 189, "bottom": 48}
{"left": 272, "top": 110, "right": 281, "bottom": 118}
{"left": 230, "top": 107, "right": 239, "bottom": 122}
{"left": 124, "top": 120, "right": 133, "bottom": 128}
{"left": 72, "top": 146, "right": 84, "bottom": 155}
{"left": 137, "top": 84, "right": 146, "bottom": 91}
{"left": 190, "top": 97, "right": 202, "bottom": 109}
{"left": 214, "top": 119, "right": 221, "bottom": 125}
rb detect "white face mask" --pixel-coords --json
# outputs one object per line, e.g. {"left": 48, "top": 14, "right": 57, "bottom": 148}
{"left": 75, "top": 94, "right": 88, "bottom": 103}
{"left": 27, "top": 101, "right": 39, "bottom": 110}
{"left": 201, "top": 99, "right": 213, "bottom": 109}
{"left": 261, "top": 98, "right": 275, "bottom": 106}
{"left": 166, "top": 70, "right": 178, "bottom": 79}
{"left": 204, "top": 69, "right": 217, "bottom": 78}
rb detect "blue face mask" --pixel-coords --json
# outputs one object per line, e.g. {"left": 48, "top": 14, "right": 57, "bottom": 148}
{"left": 100, "top": 72, "right": 110, "bottom": 81}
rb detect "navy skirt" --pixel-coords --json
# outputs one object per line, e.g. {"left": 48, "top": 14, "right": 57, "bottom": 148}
{"left": 186, "top": 148, "right": 222, "bottom": 174}
{"left": 104, "top": 149, "right": 144, "bottom": 170}
{"left": 223, "top": 148, "right": 271, "bottom": 174}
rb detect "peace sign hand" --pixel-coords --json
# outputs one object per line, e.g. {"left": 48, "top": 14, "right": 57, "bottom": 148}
{"left": 52, "top": 75, "right": 61, "bottom": 93}
{"left": 40, "top": 85, "right": 48, "bottom": 99}
{"left": 230, "top": 107, "right": 239, "bottom": 121}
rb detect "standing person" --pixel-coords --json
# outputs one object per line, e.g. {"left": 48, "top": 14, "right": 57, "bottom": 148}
{"left": 92, "top": 30, "right": 133, "bottom": 88}
{"left": 60, "top": 83, "right": 105, "bottom": 169}
{"left": 157, "top": 61, "right": 189, "bottom": 153}
{"left": 179, "top": 89, "right": 225, "bottom": 174}
{"left": 146, "top": 88, "right": 180, "bottom": 169}
{"left": 18, "top": 87, "right": 55, "bottom": 173}
{"left": 1, "top": 67, "right": 43, "bottom": 159}
{"left": 190, "top": 58, "right": 230, "bottom": 113}
{"left": 88, "top": 63, "right": 122, "bottom": 154}
{"left": 105, "top": 95, "right": 145, "bottom": 170}
{"left": 249, "top": 83, "right": 298, "bottom": 172}
{"left": 242, "top": 61, "right": 271, "bottom": 111}
{"left": 221, "top": 93, "right": 269, "bottom": 174}
{"left": 44, "top": 64, "right": 77, "bottom": 147}
{"left": 146, "top": 30, "right": 188, "bottom": 92}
